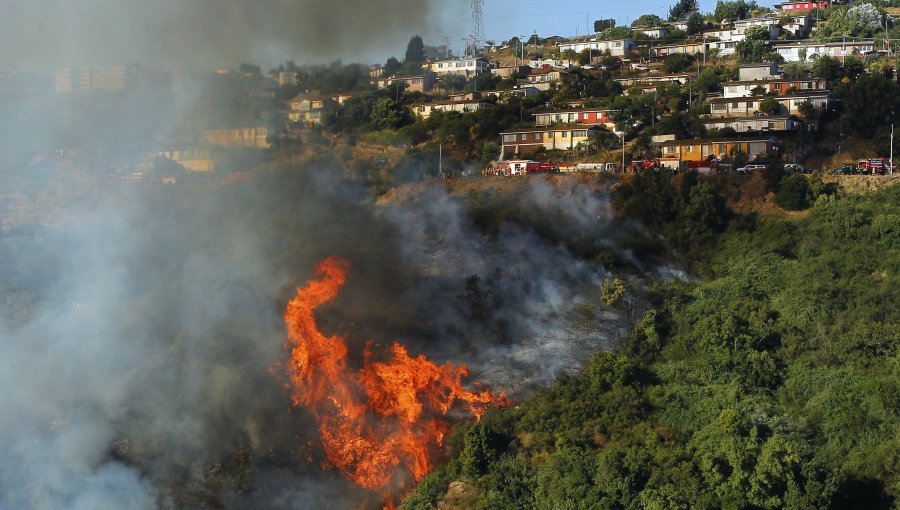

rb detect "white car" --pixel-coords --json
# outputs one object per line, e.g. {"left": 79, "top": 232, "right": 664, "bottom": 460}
{"left": 736, "top": 164, "right": 768, "bottom": 175}
{"left": 631, "top": 63, "right": 650, "bottom": 71}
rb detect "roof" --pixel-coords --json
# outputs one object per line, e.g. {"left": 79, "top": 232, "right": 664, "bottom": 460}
{"left": 774, "top": 40, "right": 875, "bottom": 48}
{"left": 654, "top": 136, "right": 780, "bottom": 146}
{"left": 414, "top": 100, "right": 490, "bottom": 107}
{"left": 739, "top": 62, "right": 778, "bottom": 68}
{"left": 706, "top": 91, "right": 831, "bottom": 103}
{"left": 500, "top": 125, "right": 602, "bottom": 134}
{"left": 723, "top": 78, "right": 822, "bottom": 85}
{"left": 533, "top": 108, "right": 612, "bottom": 115}
{"left": 701, "top": 115, "right": 792, "bottom": 123}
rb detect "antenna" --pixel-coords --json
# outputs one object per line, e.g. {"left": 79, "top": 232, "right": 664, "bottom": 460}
{"left": 470, "top": 0, "right": 485, "bottom": 56}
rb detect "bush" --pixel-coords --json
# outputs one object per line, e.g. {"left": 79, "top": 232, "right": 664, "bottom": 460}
{"left": 775, "top": 174, "right": 811, "bottom": 211}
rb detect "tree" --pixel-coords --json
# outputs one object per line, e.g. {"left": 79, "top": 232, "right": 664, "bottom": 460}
{"left": 664, "top": 53, "right": 694, "bottom": 73}
{"left": 758, "top": 97, "right": 780, "bottom": 115}
{"left": 736, "top": 25, "right": 772, "bottom": 63}
{"left": 594, "top": 18, "right": 616, "bottom": 32}
{"left": 670, "top": 0, "right": 699, "bottom": 21}
{"left": 714, "top": 0, "right": 758, "bottom": 21}
{"left": 384, "top": 56, "right": 402, "bottom": 75}
{"left": 632, "top": 14, "right": 664, "bottom": 28}
{"left": 405, "top": 35, "right": 426, "bottom": 64}
{"left": 775, "top": 174, "right": 811, "bottom": 210}
{"left": 816, "top": 3, "right": 883, "bottom": 39}
{"left": 687, "top": 11, "right": 706, "bottom": 34}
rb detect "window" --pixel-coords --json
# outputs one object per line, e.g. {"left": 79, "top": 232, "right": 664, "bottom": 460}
{"left": 502, "top": 134, "right": 516, "bottom": 142}
{"left": 573, "top": 130, "right": 587, "bottom": 137}
{"left": 561, "top": 131, "right": 568, "bottom": 138}
{"left": 534, "top": 133, "right": 542, "bottom": 141}
{"left": 665, "top": 146, "right": 676, "bottom": 154}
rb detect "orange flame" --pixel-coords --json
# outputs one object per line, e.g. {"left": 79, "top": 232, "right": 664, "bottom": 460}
{"left": 284, "top": 257, "right": 507, "bottom": 496}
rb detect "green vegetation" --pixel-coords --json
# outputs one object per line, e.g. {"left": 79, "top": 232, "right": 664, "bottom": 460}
{"left": 401, "top": 183, "right": 900, "bottom": 509}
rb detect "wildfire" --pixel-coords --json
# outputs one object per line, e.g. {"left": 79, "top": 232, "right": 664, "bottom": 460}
{"left": 284, "top": 257, "right": 506, "bottom": 497}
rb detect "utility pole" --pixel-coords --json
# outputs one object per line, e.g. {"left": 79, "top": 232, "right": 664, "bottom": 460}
{"left": 891, "top": 124, "right": 895, "bottom": 175}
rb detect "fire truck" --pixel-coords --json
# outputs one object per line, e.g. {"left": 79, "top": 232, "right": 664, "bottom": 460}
{"left": 496, "top": 160, "right": 540, "bottom": 176}
{"left": 857, "top": 158, "right": 895, "bottom": 175}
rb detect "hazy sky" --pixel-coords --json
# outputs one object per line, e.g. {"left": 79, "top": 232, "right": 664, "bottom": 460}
{"left": 0, "top": 0, "right": 728, "bottom": 72}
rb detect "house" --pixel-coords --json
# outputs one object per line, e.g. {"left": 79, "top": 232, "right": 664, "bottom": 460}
{"left": 528, "top": 59, "right": 574, "bottom": 69}
{"left": 519, "top": 68, "right": 570, "bottom": 91}
{"left": 287, "top": 95, "right": 337, "bottom": 126}
{"left": 155, "top": 148, "right": 215, "bottom": 172}
{"left": 499, "top": 126, "right": 602, "bottom": 159}
{"left": 774, "top": 40, "right": 877, "bottom": 62}
{"left": 774, "top": 1, "right": 829, "bottom": 13}
{"left": 423, "top": 57, "right": 490, "bottom": 77}
{"left": 615, "top": 73, "right": 692, "bottom": 88}
{"left": 651, "top": 41, "right": 705, "bottom": 57}
{"left": 558, "top": 39, "right": 635, "bottom": 57}
{"left": 702, "top": 115, "right": 804, "bottom": 132}
{"left": 722, "top": 78, "right": 826, "bottom": 98}
{"left": 636, "top": 27, "right": 670, "bottom": 38}
{"left": 491, "top": 66, "right": 531, "bottom": 79}
{"left": 481, "top": 86, "right": 540, "bottom": 101}
{"left": 448, "top": 92, "right": 477, "bottom": 102}
{"left": 410, "top": 100, "right": 490, "bottom": 119}
{"left": 738, "top": 63, "right": 782, "bottom": 81}
{"left": 654, "top": 137, "right": 781, "bottom": 165}
{"left": 706, "top": 90, "right": 832, "bottom": 117}
{"left": 668, "top": 21, "right": 690, "bottom": 31}
{"left": 275, "top": 70, "right": 298, "bottom": 87}
{"left": 733, "top": 17, "right": 782, "bottom": 38}
{"left": 533, "top": 109, "right": 615, "bottom": 128}
{"left": 203, "top": 128, "right": 271, "bottom": 149}
{"left": 376, "top": 74, "right": 435, "bottom": 93}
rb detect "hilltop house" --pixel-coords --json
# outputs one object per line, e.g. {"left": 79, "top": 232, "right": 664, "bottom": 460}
{"left": 558, "top": 39, "right": 635, "bottom": 57}
{"left": 410, "top": 100, "right": 490, "bottom": 119}
{"left": 375, "top": 74, "right": 435, "bottom": 93}
{"left": 722, "top": 77, "right": 827, "bottom": 98}
{"left": 774, "top": 40, "right": 877, "bottom": 62}
{"left": 654, "top": 137, "right": 781, "bottom": 167}
{"left": 706, "top": 90, "right": 832, "bottom": 117}
{"left": 423, "top": 57, "right": 490, "bottom": 77}
{"left": 202, "top": 128, "right": 271, "bottom": 149}
{"left": 287, "top": 95, "right": 337, "bottom": 126}
{"left": 499, "top": 126, "right": 601, "bottom": 159}
{"left": 533, "top": 108, "right": 615, "bottom": 128}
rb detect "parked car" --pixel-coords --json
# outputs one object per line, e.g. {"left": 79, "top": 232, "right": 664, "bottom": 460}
{"left": 631, "top": 63, "right": 650, "bottom": 72}
{"left": 736, "top": 164, "right": 768, "bottom": 175}
{"left": 784, "top": 164, "right": 812, "bottom": 175}
{"left": 829, "top": 164, "right": 854, "bottom": 175}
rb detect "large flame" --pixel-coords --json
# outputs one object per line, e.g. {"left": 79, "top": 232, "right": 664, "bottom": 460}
{"left": 284, "top": 257, "right": 506, "bottom": 496}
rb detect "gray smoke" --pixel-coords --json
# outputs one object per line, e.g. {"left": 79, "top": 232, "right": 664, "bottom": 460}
{"left": 0, "top": 166, "right": 651, "bottom": 508}
{"left": 1, "top": 0, "right": 465, "bottom": 71}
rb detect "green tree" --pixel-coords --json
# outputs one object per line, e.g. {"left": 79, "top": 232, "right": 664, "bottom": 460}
{"left": 714, "top": 0, "right": 758, "bottom": 21}
{"left": 775, "top": 174, "right": 811, "bottom": 210}
{"left": 687, "top": 11, "right": 706, "bottom": 35}
{"left": 758, "top": 96, "right": 780, "bottom": 115}
{"left": 670, "top": 0, "right": 699, "bottom": 21}
{"left": 594, "top": 18, "right": 616, "bottom": 32}
{"left": 664, "top": 53, "right": 695, "bottom": 73}
{"left": 632, "top": 14, "right": 664, "bottom": 28}
{"left": 405, "top": 35, "right": 426, "bottom": 64}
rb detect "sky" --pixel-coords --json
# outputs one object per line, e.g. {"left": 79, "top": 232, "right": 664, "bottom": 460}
{"left": 480, "top": 0, "right": 722, "bottom": 41}
{"left": 0, "top": 0, "right": 733, "bottom": 72}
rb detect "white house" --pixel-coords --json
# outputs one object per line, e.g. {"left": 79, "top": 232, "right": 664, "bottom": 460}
{"left": 636, "top": 27, "right": 670, "bottom": 38}
{"left": 410, "top": 100, "right": 490, "bottom": 119}
{"left": 558, "top": 39, "right": 635, "bottom": 57}
{"left": 774, "top": 40, "right": 877, "bottom": 62}
{"left": 424, "top": 57, "right": 490, "bottom": 76}
{"left": 738, "top": 63, "right": 782, "bottom": 81}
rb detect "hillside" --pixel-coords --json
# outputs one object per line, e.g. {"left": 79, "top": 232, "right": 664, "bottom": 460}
{"left": 400, "top": 179, "right": 900, "bottom": 510}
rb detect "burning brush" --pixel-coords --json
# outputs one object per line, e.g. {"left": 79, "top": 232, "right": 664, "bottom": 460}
{"left": 283, "top": 257, "right": 508, "bottom": 504}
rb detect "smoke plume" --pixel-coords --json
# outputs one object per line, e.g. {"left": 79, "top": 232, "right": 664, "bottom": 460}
{"left": 1, "top": 0, "right": 464, "bottom": 71}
